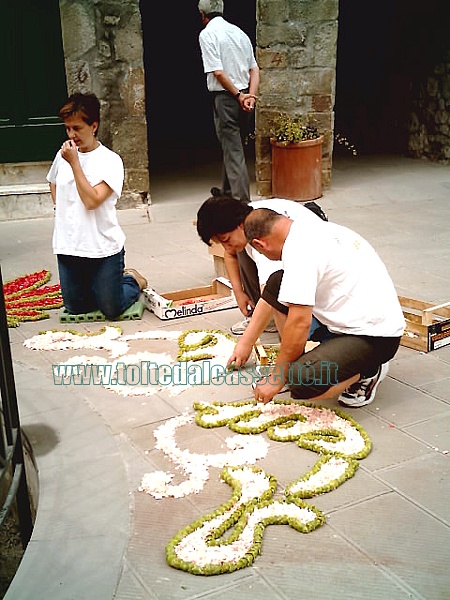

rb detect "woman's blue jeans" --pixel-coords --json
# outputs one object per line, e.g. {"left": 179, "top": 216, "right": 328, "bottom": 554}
{"left": 57, "top": 248, "right": 140, "bottom": 319}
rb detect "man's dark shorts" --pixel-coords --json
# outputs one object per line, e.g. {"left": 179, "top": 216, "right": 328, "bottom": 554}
{"left": 262, "top": 270, "right": 401, "bottom": 399}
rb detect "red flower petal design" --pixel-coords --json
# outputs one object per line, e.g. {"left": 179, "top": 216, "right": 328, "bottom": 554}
{"left": 3, "top": 270, "right": 63, "bottom": 327}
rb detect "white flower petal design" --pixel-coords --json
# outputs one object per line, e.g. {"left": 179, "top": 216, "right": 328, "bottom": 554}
{"left": 139, "top": 414, "right": 270, "bottom": 498}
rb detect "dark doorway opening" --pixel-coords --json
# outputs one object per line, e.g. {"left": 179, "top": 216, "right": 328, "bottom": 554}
{"left": 334, "top": 0, "right": 447, "bottom": 156}
{"left": 139, "top": 0, "right": 256, "bottom": 178}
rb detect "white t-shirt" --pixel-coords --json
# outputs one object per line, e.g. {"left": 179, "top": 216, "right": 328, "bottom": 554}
{"left": 47, "top": 143, "right": 126, "bottom": 258}
{"left": 246, "top": 199, "right": 318, "bottom": 285}
{"left": 199, "top": 17, "right": 258, "bottom": 92}
{"left": 279, "top": 218, "right": 405, "bottom": 337}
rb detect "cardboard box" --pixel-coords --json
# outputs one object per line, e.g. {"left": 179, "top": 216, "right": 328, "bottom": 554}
{"left": 143, "top": 277, "right": 237, "bottom": 320}
{"left": 399, "top": 296, "right": 450, "bottom": 352}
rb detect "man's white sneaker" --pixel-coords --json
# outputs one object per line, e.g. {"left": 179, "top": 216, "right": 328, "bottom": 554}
{"left": 263, "top": 321, "right": 278, "bottom": 333}
{"left": 339, "top": 362, "right": 389, "bottom": 408}
{"left": 231, "top": 317, "right": 251, "bottom": 335}
{"left": 231, "top": 317, "right": 278, "bottom": 335}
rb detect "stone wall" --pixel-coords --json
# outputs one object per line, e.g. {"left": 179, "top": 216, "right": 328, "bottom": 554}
{"left": 255, "top": 0, "right": 339, "bottom": 198}
{"left": 407, "top": 49, "right": 450, "bottom": 164}
{"left": 59, "top": 0, "right": 149, "bottom": 207}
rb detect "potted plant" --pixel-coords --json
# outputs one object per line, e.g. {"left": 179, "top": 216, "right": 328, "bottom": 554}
{"left": 270, "top": 113, "right": 324, "bottom": 201}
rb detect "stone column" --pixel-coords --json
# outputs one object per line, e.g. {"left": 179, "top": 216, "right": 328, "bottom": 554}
{"left": 59, "top": 0, "right": 149, "bottom": 208}
{"left": 255, "top": 0, "right": 338, "bottom": 198}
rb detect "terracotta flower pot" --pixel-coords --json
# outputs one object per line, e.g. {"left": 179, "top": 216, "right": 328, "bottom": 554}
{"left": 270, "top": 136, "right": 323, "bottom": 201}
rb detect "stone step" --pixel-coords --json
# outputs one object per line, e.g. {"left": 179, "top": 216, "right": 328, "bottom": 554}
{"left": 0, "top": 162, "right": 51, "bottom": 186}
{"left": 0, "top": 185, "right": 53, "bottom": 221}
{"left": 0, "top": 162, "right": 53, "bottom": 220}
{"left": 0, "top": 183, "right": 50, "bottom": 196}
{"left": 0, "top": 161, "right": 146, "bottom": 220}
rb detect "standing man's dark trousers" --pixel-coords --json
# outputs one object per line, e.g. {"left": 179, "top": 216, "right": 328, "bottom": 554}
{"left": 212, "top": 91, "right": 250, "bottom": 203}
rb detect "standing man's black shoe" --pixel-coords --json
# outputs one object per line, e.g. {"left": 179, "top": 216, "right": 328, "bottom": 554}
{"left": 210, "top": 187, "right": 222, "bottom": 196}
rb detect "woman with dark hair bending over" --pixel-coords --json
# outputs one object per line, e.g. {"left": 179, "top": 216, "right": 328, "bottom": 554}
{"left": 47, "top": 92, "right": 147, "bottom": 319}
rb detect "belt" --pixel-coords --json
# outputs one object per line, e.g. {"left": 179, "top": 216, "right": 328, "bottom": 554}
{"left": 210, "top": 88, "right": 249, "bottom": 97}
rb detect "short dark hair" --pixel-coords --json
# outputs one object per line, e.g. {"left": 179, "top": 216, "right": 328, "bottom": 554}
{"left": 59, "top": 93, "right": 101, "bottom": 133}
{"left": 196, "top": 196, "right": 253, "bottom": 245}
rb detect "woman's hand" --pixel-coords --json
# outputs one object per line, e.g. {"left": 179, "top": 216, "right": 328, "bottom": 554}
{"left": 60, "top": 140, "right": 113, "bottom": 210}
{"left": 60, "top": 140, "right": 79, "bottom": 166}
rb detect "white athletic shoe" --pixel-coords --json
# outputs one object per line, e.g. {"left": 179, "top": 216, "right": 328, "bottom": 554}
{"left": 339, "top": 362, "right": 389, "bottom": 408}
{"left": 231, "top": 317, "right": 278, "bottom": 335}
{"left": 230, "top": 317, "right": 251, "bottom": 335}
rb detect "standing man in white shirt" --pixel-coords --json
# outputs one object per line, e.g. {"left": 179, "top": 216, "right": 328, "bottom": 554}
{"left": 198, "top": 0, "right": 259, "bottom": 203}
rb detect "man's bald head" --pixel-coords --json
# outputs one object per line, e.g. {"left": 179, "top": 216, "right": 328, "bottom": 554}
{"left": 243, "top": 208, "right": 291, "bottom": 261}
{"left": 243, "top": 208, "right": 284, "bottom": 242}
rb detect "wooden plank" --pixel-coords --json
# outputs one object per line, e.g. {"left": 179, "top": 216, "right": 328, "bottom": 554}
{"left": 399, "top": 296, "right": 450, "bottom": 320}
{"left": 423, "top": 301, "right": 450, "bottom": 312}
{"left": 403, "top": 312, "right": 424, "bottom": 325}
{"left": 401, "top": 335, "right": 427, "bottom": 352}
{"left": 254, "top": 339, "right": 269, "bottom": 365}
{"left": 423, "top": 301, "right": 450, "bottom": 325}
{"left": 398, "top": 296, "right": 432, "bottom": 311}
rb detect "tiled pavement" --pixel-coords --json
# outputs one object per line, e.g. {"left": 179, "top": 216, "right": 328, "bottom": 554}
{"left": 1, "top": 154, "right": 450, "bottom": 599}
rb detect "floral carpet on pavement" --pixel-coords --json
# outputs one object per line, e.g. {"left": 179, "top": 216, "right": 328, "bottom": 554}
{"left": 23, "top": 326, "right": 372, "bottom": 575}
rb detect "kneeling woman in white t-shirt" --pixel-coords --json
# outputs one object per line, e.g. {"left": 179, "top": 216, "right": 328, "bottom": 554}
{"left": 47, "top": 92, "right": 146, "bottom": 319}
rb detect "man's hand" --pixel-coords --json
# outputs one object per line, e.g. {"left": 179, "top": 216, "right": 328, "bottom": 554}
{"left": 251, "top": 304, "right": 313, "bottom": 404}
{"left": 235, "top": 290, "right": 254, "bottom": 316}
{"left": 252, "top": 371, "right": 285, "bottom": 404}
{"left": 240, "top": 93, "right": 257, "bottom": 113}
{"left": 227, "top": 338, "right": 253, "bottom": 370}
